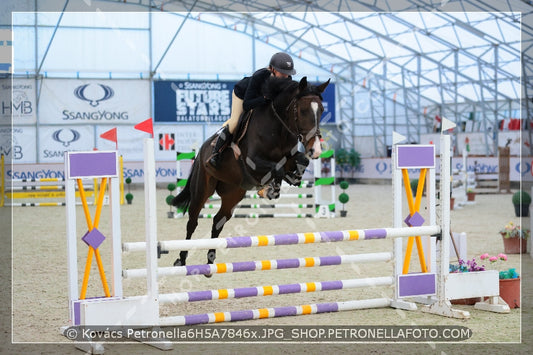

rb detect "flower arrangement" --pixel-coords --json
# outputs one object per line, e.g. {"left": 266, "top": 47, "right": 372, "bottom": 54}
{"left": 499, "top": 221, "right": 530, "bottom": 239}
{"left": 449, "top": 253, "right": 519, "bottom": 279}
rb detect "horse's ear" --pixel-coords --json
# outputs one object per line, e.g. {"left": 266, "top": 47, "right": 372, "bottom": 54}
{"left": 316, "top": 79, "right": 330, "bottom": 93}
{"left": 299, "top": 77, "right": 308, "bottom": 91}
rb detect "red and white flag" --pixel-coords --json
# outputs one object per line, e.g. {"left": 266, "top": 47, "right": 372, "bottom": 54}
{"left": 100, "top": 127, "right": 118, "bottom": 150}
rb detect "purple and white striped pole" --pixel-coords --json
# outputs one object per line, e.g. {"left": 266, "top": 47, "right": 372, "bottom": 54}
{"left": 159, "top": 298, "right": 391, "bottom": 326}
{"left": 122, "top": 252, "right": 392, "bottom": 279}
{"left": 159, "top": 276, "right": 393, "bottom": 304}
{"left": 122, "top": 226, "right": 440, "bottom": 253}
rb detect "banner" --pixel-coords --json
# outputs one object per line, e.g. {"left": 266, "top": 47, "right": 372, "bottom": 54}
{"left": 154, "top": 124, "right": 205, "bottom": 161}
{"left": 7, "top": 157, "right": 528, "bottom": 185}
{"left": 0, "top": 126, "right": 36, "bottom": 163}
{"left": 314, "top": 81, "right": 335, "bottom": 124}
{"left": 154, "top": 80, "right": 233, "bottom": 123}
{"left": 154, "top": 80, "right": 336, "bottom": 124}
{"left": 0, "top": 29, "right": 11, "bottom": 75}
{"left": 0, "top": 78, "right": 37, "bottom": 125}
{"left": 38, "top": 125, "right": 95, "bottom": 163}
{"left": 38, "top": 79, "right": 150, "bottom": 124}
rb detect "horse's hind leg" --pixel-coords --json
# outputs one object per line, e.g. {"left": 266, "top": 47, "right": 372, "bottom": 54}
{"left": 174, "top": 183, "right": 216, "bottom": 267}
{"left": 207, "top": 187, "right": 246, "bottom": 268}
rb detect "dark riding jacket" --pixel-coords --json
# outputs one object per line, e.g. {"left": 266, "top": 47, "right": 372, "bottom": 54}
{"left": 234, "top": 68, "right": 292, "bottom": 112}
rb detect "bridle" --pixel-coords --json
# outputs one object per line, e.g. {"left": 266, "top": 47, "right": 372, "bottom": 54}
{"left": 270, "top": 94, "right": 323, "bottom": 144}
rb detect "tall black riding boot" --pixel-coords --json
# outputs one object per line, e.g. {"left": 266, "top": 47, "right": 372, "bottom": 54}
{"left": 209, "top": 125, "right": 232, "bottom": 168}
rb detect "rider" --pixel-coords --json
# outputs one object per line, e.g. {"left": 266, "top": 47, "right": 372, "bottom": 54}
{"left": 208, "top": 52, "right": 296, "bottom": 168}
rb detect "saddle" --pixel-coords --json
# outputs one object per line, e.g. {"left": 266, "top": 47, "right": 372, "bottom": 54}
{"left": 229, "top": 109, "right": 254, "bottom": 159}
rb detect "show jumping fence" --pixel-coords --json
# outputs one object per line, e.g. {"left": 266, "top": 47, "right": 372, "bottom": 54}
{"left": 63, "top": 126, "right": 510, "bottom": 351}
{"left": 174, "top": 149, "right": 336, "bottom": 218}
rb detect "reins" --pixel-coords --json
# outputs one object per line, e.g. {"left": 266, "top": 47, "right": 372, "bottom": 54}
{"left": 269, "top": 94, "right": 322, "bottom": 143}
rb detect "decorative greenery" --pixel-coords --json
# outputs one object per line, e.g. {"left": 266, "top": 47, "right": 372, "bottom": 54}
{"left": 166, "top": 195, "right": 174, "bottom": 206}
{"left": 339, "top": 180, "right": 349, "bottom": 190}
{"left": 339, "top": 192, "right": 349, "bottom": 205}
{"left": 166, "top": 194, "right": 175, "bottom": 213}
{"left": 499, "top": 268, "right": 519, "bottom": 279}
{"left": 125, "top": 192, "right": 133, "bottom": 203}
{"left": 410, "top": 179, "right": 419, "bottom": 194}
{"left": 450, "top": 253, "right": 515, "bottom": 279}
{"left": 125, "top": 177, "right": 132, "bottom": 194}
{"left": 499, "top": 221, "right": 530, "bottom": 239}
{"left": 467, "top": 188, "right": 475, "bottom": 194}
{"left": 336, "top": 148, "right": 361, "bottom": 179}
{"left": 167, "top": 183, "right": 177, "bottom": 192}
{"left": 512, "top": 190, "right": 531, "bottom": 205}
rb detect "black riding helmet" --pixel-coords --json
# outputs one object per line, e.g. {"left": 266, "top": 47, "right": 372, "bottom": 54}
{"left": 269, "top": 52, "right": 296, "bottom": 75}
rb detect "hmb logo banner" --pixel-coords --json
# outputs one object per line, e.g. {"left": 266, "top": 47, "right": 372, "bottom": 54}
{"left": 0, "top": 78, "right": 37, "bottom": 124}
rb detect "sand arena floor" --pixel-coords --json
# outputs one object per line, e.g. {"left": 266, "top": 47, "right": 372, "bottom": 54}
{"left": 4, "top": 183, "right": 532, "bottom": 354}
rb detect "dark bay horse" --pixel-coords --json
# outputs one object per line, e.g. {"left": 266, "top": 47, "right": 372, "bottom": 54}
{"left": 171, "top": 76, "right": 330, "bottom": 269}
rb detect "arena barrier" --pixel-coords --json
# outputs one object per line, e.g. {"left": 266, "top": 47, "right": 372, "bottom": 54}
{"left": 175, "top": 150, "right": 336, "bottom": 218}
{"left": 64, "top": 127, "right": 510, "bottom": 336}
{"left": 0, "top": 154, "right": 125, "bottom": 207}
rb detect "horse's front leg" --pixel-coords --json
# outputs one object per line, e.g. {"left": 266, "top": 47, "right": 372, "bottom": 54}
{"left": 283, "top": 152, "right": 309, "bottom": 186}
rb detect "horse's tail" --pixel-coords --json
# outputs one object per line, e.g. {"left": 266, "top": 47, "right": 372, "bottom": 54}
{"left": 171, "top": 159, "right": 198, "bottom": 212}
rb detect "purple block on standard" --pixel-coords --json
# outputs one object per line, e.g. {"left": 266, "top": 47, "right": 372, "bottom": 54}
{"left": 67, "top": 151, "right": 117, "bottom": 179}
{"left": 397, "top": 145, "right": 435, "bottom": 169}
{"left": 404, "top": 212, "right": 425, "bottom": 227}
{"left": 81, "top": 228, "right": 106, "bottom": 249}
{"left": 397, "top": 273, "right": 436, "bottom": 298}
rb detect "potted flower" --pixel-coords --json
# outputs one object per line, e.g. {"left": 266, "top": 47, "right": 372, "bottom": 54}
{"left": 448, "top": 255, "right": 487, "bottom": 305}
{"left": 466, "top": 188, "right": 476, "bottom": 201}
{"left": 498, "top": 267, "right": 520, "bottom": 309}
{"left": 480, "top": 253, "right": 520, "bottom": 309}
{"left": 512, "top": 190, "right": 531, "bottom": 217}
{"left": 499, "top": 221, "right": 530, "bottom": 254}
{"left": 449, "top": 253, "right": 518, "bottom": 307}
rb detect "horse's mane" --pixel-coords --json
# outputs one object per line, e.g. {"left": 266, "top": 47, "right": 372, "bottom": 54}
{"left": 263, "top": 77, "right": 324, "bottom": 103}
{"left": 263, "top": 77, "right": 299, "bottom": 101}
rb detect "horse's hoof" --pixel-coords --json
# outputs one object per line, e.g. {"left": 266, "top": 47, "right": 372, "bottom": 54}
{"left": 173, "top": 259, "right": 184, "bottom": 266}
{"left": 204, "top": 273, "right": 213, "bottom": 278}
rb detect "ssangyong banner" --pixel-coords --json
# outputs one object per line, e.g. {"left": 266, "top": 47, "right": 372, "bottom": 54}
{"left": 38, "top": 79, "right": 150, "bottom": 124}
{"left": 154, "top": 80, "right": 336, "bottom": 124}
{"left": 38, "top": 125, "right": 95, "bottom": 163}
{"left": 154, "top": 80, "right": 233, "bottom": 123}
{"left": 0, "top": 78, "right": 37, "bottom": 125}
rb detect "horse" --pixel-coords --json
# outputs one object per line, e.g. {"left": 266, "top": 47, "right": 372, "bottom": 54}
{"left": 171, "top": 76, "right": 330, "bottom": 271}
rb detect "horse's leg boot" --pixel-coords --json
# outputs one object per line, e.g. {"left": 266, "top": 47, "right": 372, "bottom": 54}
{"left": 209, "top": 125, "right": 232, "bottom": 168}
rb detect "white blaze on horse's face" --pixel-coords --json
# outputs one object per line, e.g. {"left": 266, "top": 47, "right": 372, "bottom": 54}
{"left": 307, "top": 101, "right": 322, "bottom": 159}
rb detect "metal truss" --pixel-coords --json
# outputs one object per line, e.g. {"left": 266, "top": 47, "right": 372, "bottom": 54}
{"left": 9, "top": 0, "right": 531, "bottom": 156}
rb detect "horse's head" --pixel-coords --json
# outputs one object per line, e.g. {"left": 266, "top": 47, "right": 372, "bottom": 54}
{"left": 288, "top": 77, "right": 330, "bottom": 159}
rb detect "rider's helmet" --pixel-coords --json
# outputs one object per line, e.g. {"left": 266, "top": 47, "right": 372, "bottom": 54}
{"left": 269, "top": 52, "right": 296, "bottom": 75}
